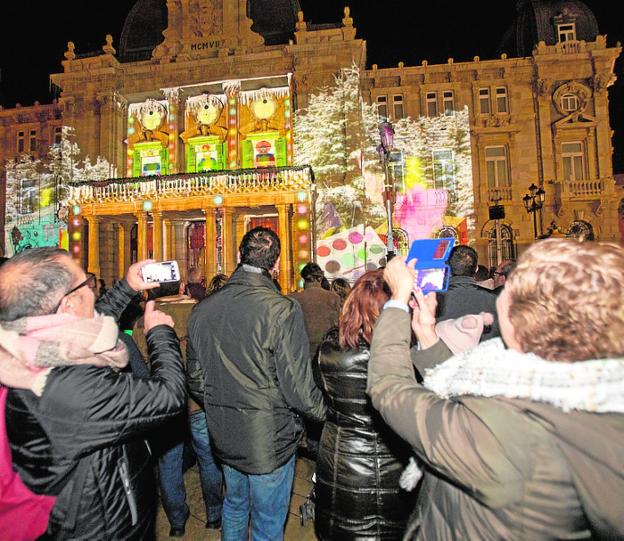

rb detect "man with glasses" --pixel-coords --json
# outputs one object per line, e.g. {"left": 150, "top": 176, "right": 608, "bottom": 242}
{"left": 0, "top": 247, "right": 187, "bottom": 539}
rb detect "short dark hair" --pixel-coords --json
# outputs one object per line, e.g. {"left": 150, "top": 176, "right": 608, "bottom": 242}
{"left": 300, "top": 262, "right": 324, "bottom": 283}
{"left": 239, "top": 227, "right": 280, "bottom": 271}
{"left": 474, "top": 264, "right": 490, "bottom": 281}
{"left": 208, "top": 273, "right": 229, "bottom": 294}
{"left": 448, "top": 245, "right": 478, "bottom": 277}
{"left": 0, "top": 247, "right": 73, "bottom": 321}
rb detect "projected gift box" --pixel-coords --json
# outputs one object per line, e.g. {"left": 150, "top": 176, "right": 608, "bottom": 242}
{"left": 316, "top": 227, "right": 387, "bottom": 281}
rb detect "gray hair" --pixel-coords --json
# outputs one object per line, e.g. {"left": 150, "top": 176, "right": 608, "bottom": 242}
{"left": 0, "top": 248, "right": 73, "bottom": 321}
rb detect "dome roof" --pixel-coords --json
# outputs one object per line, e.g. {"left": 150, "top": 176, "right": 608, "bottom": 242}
{"left": 118, "top": 0, "right": 301, "bottom": 61}
{"left": 500, "top": 0, "right": 599, "bottom": 57}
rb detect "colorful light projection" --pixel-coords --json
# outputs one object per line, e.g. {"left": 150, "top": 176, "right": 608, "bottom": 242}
{"left": 295, "top": 191, "right": 311, "bottom": 288}
{"left": 228, "top": 96, "right": 238, "bottom": 169}
{"left": 127, "top": 99, "right": 171, "bottom": 177}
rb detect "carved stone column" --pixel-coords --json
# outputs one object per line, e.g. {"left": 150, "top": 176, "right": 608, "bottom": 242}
{"left": 135, "top": 212, "right": 148, "bottom": 261}
{"left": 116, "top": 222, "right": 132, "bottom": 279}
{"left": 203, "top": 209, "right": 217, "bottom": 279}
{"left": 163, "top": 218, "right": 174, "bottom": 260}
{"left": 221, "top": 207, "right": 235, "bottom": 275}
{"left": 85, "top": 215, "right": 101, "bottom": 278}
{"left": 276, "top": 204, "right": 292, "bottom": 292}
{"left": 152, "top": 211, "right": 163, "bottom": 261}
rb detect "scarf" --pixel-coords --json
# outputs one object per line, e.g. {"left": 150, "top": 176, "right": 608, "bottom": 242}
{"left": 424, "top": 338, "right": 624, "bottom": 413}
{"left": 0, "top": 313, "right": 128, "bottom": 396}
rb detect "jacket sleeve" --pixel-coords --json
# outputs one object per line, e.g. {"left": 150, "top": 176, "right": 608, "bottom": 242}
{"left": 38, "top": 324, "right": 186, "bottom": 459}
{"left": 185, "top": 335, "right": 205, "bottom": 407}
{"left": 95, "top": 279, "right": 137, "bottom": 323}
{"left": 367, "top": 308, "right": 522, "bottom": 503}
{"left": 273, "top": 301, "right": 326, "bottom": 422}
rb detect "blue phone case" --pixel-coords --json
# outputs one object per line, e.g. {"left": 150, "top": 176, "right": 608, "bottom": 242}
{"left": 406, "top": 238, "right": 455, "bottom": 293}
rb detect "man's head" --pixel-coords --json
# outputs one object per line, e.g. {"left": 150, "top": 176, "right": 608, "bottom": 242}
{"left": 187, "top": 267, "right": 201, "bottom": 283}
{"left": 493, "top": 259, "right": 516, "bottom": 288}
{"left": 239, "top": 227, "right": 280, "bottom": 272}
{"left": 0, "top": 247, "right": 96, "bottom": 321}
{"left": 496, "top": 239, "right": 624, "bottom": 362}
{"left": 300, "top": 262, "right": 325, "bottom": 284}
{"left": 448, "top": 245, "right": 478, "bottom": 277}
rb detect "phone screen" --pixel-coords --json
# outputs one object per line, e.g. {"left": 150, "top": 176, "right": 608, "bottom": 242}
{"left": 141, "top": 261, "right": 180, "bottom": 283}
{"left": 415, "top": 268, "right": 448, "bottom": 293}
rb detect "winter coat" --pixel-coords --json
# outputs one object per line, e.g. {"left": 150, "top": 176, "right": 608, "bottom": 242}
{"left": 187, "top": 265, "right": 326, "bottom": 475}
{"left": 289, "top": 282, "right": 341, "bottom": 360}
{"left": 6, "top": 280, "right": 187, "bottom": 540}
{"left": 436, "top": 275, "right": 500, "bottom": 340}
{"left": 367, "top": 308, "right": 624, "bottom": 540}
{"left": 315, "top": 329, "right": 415, "bottom": 541}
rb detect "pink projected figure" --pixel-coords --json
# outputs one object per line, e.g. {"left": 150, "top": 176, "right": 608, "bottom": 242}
{"left": 394, "top": 185, "right": 448, "bottom": 241}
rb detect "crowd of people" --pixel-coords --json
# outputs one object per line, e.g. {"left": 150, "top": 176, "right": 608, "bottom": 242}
{"left": 0, "top": 229, "right": 623, "bottom": 540}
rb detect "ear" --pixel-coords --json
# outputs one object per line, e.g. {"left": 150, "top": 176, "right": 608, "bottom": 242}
{"left": 57, "top": 294, "right": 77, "bottom": 316}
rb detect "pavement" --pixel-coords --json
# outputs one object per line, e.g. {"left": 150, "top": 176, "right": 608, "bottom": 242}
{"left": 154, "top": 455, "right": 318, "bottom": 540}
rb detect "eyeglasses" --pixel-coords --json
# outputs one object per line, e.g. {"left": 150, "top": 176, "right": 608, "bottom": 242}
{"left": 53, "top": 273, "right": 97, "bottom": 313}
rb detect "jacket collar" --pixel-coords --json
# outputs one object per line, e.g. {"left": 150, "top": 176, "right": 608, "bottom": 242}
{"left": 303, "top": 281, "right": 323, "bottom": 290}
{"left": 449, "top": 275, "right": 477, "bottom": 285}
{"left": 228, "top": 265, "right": 278, "bottom": 291}
{"left": 424, "top": 338, "right": 624, "bottom": 413}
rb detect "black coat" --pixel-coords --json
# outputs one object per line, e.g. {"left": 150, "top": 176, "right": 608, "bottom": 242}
{"left": 315, "top": 330, "right": 415, "bottom": 541}
{"left": 187, "top": 265, "right": 326, "bottom": 474}
{"left": 6, "top": 280, "right": 186, "bottom": 540}
{"left": 436, "top": 275, "right": 500, "bottom": 340}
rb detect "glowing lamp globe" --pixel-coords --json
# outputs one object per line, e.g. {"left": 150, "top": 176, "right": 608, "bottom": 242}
{"left": 142, "top": 200, "right": 153, "bottom": 212}
{"left": 72, "top": 205, "right": 81, "bottom": 216}
{"left": 213, "top": 195, "right": 224, "bottom": 206}
{"left": 196, "top": 97, "right": 223, "bottom": 126}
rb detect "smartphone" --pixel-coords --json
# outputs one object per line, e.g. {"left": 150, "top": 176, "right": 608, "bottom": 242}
{"left": 141, "top": 260, "right": 180, "bottom": 283}
{"left": 406, "top": 238, "right": 455, "bottom": 293}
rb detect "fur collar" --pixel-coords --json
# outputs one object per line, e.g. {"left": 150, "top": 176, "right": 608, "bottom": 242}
{"left": 424, "top": 338, "right": 624, "bottom": 413}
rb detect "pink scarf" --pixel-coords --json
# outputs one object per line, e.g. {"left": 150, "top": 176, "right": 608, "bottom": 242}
{"left": 0, "top": 313, "right": 128, "bottom": 396}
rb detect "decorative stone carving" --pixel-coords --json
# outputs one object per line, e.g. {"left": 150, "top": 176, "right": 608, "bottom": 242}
{"left": 552, "top": 81, "right": 592, "bottom": 117}
{"left": 64, "top": 42, "right": 76, "bottom": 61}
{"left": 102, "top": 34, "right": 116, "bottom": 56}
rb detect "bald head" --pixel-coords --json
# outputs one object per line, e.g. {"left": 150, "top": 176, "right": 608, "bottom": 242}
{"left": 0, "top": 248, "right": 73, "bottom": 322}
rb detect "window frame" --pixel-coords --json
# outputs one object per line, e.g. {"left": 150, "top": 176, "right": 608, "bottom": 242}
{"left": 432, "top": 149, "right": 456, "bottom": 191}
{"left": 17, "top": 130, "right": 25, "bottom": 153}
{"left": 495, "top": 87, "right": 508, "bottom": 114}
{"left": 557, "top": 22, "right": 577, "bottom": 43}
{"left": 561, "top": 141, "right": 586, "bottom": 181}
{"left": 392, "top": 94, "right": 404, "bottom": 120}
{"left": 485, "top": 145, "right": 510, "bottom": 188}
{"left": 376, "top": 95, "right": 388, "bottom": 120}
{"left": 560, "top": 93, "right": 579, "bottom": 113}
{"left": 29, "top": 129, "right": 38, "bottom": 153}
{"left": 443, "top": 90, "right": 455, "bottom": 116}
{"left": 426, "top": 91, "right": 438, "bottom": 117}
{"left": 479, "top": 88, "right": 491, "bottom": 115}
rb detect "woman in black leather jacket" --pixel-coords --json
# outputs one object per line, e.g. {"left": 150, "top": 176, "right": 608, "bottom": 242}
{"left": 315, "top": 270, "right": 415, "bottom": 540}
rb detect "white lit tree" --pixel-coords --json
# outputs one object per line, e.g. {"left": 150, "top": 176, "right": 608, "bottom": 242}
{"left": 4, "top": 127, "right": 111, "bottom": 255}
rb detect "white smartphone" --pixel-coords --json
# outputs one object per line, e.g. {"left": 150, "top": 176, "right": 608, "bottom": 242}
{"left": 141, "top": 260, "right": 180, "bottom": 283}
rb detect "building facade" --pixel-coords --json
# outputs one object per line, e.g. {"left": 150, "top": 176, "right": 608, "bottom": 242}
{"left": 0, "top": 0, "right": 622, "bottom": 286}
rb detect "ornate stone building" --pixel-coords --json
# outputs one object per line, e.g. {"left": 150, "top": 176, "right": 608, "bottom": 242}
{"left": 0, "top": 0, "right": 621, "bottom": 285}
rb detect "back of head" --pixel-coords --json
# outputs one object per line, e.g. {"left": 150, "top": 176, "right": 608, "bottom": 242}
{"left": 331, "top": 278, "right": 352, "bottom": 301}
{"left": 339, "top": 269, "right": 390, "bottom": 350}
{"left": 448, "top": 245, "right": 478, "bottom": 277}
{"left": 300, "top": 262, "right": 324, "bottom": 284}
{"left": 505, "top": 239, "right": 624, "bottom": 362}
{"left": 208, "top": 273, "right": 229, "bottom": 295}
{"left": 474, "top": 265, "right": 490, "bottom": 282}
{"left": 0, "top": 247, "right": 73, "bottom": 321}
{"left": 239, "top": 227, "right": 280, "bottom": 271}
{"left": 187, "top": 267, "right": 201, "bottom": 283}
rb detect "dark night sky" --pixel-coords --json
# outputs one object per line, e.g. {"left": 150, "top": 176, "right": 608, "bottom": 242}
{"left": 1, "top": 0, "right": 622, "bottom": 170}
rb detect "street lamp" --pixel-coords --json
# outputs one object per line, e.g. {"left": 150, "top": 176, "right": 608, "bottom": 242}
{"left": 378, "top": 120, "right": 395, "bottom": 259}
{"left": 522, "top": 183, "right": 545, "bottom": 239}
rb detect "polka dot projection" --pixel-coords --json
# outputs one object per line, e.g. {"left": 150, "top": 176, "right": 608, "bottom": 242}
{"left": 315, "top": 226, "right": 388, "bottom": 280}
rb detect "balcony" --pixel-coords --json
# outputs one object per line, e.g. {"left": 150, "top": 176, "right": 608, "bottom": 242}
{"left": 68, "top": 166, "right": 314, "bottom": 204}
{"left": 562, "top": 179, "right": 603, "bottom": 199}
{"left": 487, "top": 186, "right": 513, "bottom": 202}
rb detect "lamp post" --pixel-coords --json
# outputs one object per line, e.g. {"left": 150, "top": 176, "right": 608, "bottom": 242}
{"left": 378, "top": 120, "right": 395, "bottom": 259}
{"left": 522, "top": 183, "right": 545, "bottom": 239}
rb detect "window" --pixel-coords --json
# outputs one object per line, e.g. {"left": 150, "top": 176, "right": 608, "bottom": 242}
{"left": 17, "top": 131, "right": 25, "bottom": 153}
{"left": 562, "top": 142, "right": 585, "bottom": 181}
{"left": 432, "top": 149, "right": 455, "bottom": 191}
{"left": 392, "top": 95, "right": 404, "bottom": 120}
{"left": 557, "top": 23, "right": 576, "bottom": 43}
{"left": 426, "top": 92, "right": 437, "bottom": 117}
{"left": 487, "top": 224, "right": 515, "bottom": 269}
{"left": 485, "top": 146, "right": 510, "bottom": 187}
{"left": 20, "top": 179, "right": 37, "bottom": 215}
{"left": 496, "top": 87, "right": 508, "bottom": 113}
{"left": 376, "top": 95, "right": 388, "bottom": 120}
{"left": 479, "top": 88, "right": 491, "bottom": 114}
{"left": 443, "top": 90, "right": 455, "bottom": 116}
{"left": 53, "top": 126, "right": 63, "bottom": 146}
{"left": 561, "top": 93, "right": 579, "bottom": 113}
{"left": 29, "top": 130, "right": 37, "bottom": 153}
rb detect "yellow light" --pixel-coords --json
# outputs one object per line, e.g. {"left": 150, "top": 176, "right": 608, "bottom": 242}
{"left": 298, "top": 250, "right": 309, "bottom": 259}
{"left": 404, "top": 156, "right": 425, "bottom": 190}
{"left": 72, "top": 232, "right": 81, "bottom": 241}
{"left": 297, "top": 219, "right": 309, "bottom": 231}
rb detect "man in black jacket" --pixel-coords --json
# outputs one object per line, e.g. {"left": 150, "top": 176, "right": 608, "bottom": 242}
{"left": 187, "top": 227, "right": 326, "bottom": 541}
{"left": 0, "top": 248, "right": 186, "bottom": 539}
{"left": 436, "top": 245, "right": 500, "bottom": 341}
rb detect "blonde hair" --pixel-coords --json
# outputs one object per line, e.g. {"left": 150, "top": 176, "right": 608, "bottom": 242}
{"left": 505, "top": 239, "right": 624, "bottom": 362}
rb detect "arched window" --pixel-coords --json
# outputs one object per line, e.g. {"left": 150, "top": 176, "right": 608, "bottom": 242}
{"left": 566, "top": 220, "right": 594, "bottom": 241}
{"left": 435, "top": 226, "right": 458, "bottom": 241}
{"left": 487, "top": 223, "right": 515, "bottom": 269}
